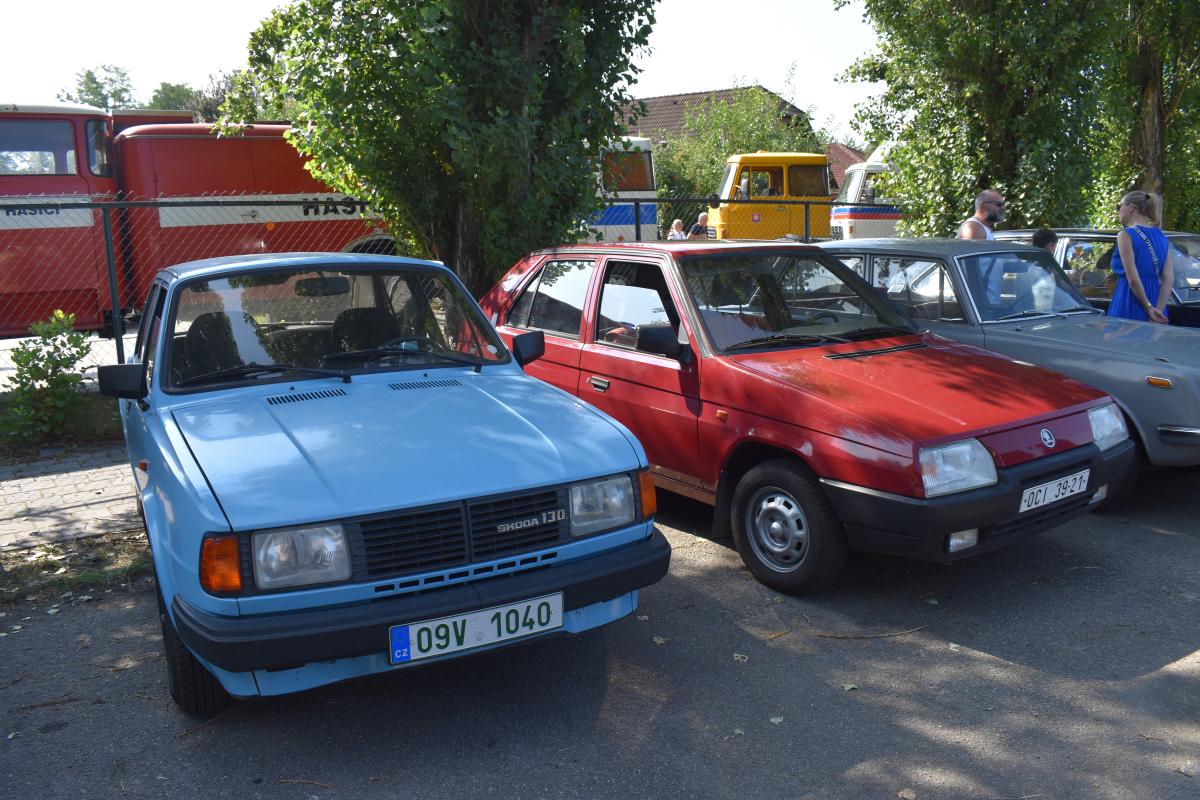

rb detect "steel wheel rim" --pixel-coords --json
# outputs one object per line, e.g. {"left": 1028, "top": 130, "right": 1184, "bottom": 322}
{"left": 745, "top": 485, "right": 809, "bottom": 573}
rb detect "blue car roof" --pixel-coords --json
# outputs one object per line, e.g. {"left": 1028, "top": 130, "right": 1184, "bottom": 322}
{"left": 159, "top": 252, "right": 448, "bottom": 282}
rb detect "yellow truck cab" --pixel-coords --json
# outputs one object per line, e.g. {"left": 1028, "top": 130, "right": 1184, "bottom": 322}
{"left": 707, "top": 152, "right": 831, "bottom": 240}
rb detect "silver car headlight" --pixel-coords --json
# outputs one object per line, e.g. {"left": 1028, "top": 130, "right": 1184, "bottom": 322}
{"left": 1088, "top": 403, "right": 1129, "bottom": 452}
{"left": 252, "top": 524, "right": 351, "bottom": 590}
{"left": 570, "top": 475, "right": 635, "bottom": 537}
{"left": 919, "top": 439, "right": 998, "bottom": 497}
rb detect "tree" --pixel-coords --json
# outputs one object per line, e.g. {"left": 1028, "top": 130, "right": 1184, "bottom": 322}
{"left": 842, "top": 1, "right": 1120, "bottom": 234}
{"left": 224, "top": 0, "right": 655, "bottom": 296}
{"left": 1090, "top": 1, "right": 1200, "bottom": 230}
{"left": 58, "top": 65, "right": 138, "bottom": 112}
{"left": 652, "top": 83, "right": 822, "bottom": 200}
{"left": 149, "top": 82, "right": 200, "bottom": 111}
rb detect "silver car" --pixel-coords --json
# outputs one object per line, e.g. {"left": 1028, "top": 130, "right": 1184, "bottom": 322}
{"left": 819, "top": 238, "right": 1200, "bottom": 467}
{"left": 994, "top": 228, "right": 1200, "bottom": 325}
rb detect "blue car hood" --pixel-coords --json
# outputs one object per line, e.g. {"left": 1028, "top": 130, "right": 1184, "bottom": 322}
{"left": 172, "top": 374, "right": 642, "bottom": 530}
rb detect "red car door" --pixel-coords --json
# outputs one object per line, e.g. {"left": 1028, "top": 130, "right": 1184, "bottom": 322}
{"left": 578, "top": 257, "right": 702, "bottom": 492}
{"left": 492, "top": 256, "right": 597, "bottom": 393}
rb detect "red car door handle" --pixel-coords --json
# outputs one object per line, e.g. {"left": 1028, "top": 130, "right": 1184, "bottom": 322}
{"left": 589, "top": 376, "right": 610, "bottom": 392}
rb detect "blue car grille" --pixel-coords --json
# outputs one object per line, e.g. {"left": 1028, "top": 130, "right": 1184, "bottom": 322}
{"left": 354, "top": 488, "right": 571, "bottom": 579}
{"left": 469, "top": 490, "right": 568, "bottom": 558}
{"left": 359, "top": 506, "right": 469, "bottom": 577}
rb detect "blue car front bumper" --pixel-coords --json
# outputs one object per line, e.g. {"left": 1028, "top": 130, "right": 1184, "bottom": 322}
{"left": 172, "top": 530, "right": 671, "bottom": 674}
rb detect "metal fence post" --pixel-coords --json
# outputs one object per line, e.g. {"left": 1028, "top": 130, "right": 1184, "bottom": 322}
{"left": 102, "top": 206, "right": 125, "bottom": 363}
{"left": 634, "top": 201, "right": 642, "bottom": 241}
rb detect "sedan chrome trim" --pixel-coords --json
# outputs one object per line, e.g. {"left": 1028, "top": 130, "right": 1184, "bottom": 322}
{"left": 1158, "top": 425, "right": 1200, "bottom": 444}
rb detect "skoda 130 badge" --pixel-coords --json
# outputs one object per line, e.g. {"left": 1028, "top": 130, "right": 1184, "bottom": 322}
{"left": 1040, "top": 428, "right": 1057, "bottom": 448}
{"left": 497, "top": 508, "right": 568, "bottom": 534}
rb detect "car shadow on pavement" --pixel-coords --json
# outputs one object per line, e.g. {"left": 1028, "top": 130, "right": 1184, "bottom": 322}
{"left": 652, "top": 480, "right": 1200, "bottom": 684}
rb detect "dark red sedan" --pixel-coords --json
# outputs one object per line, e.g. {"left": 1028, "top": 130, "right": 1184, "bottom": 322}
{"left": 480, "top": 242, "right": 1136, "bottom": 593}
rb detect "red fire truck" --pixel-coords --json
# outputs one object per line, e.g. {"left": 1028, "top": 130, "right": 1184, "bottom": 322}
{"left": 0, "top": 103, "right": 391, "bottom": 336}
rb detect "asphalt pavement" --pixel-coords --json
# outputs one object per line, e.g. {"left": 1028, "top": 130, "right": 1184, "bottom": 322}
{"left": 2, "top": 468, "right": 1197, "bottom": 800}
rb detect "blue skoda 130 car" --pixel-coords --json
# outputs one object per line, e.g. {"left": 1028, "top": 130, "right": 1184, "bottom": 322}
{"left": 99, "top": 253, "right": 670, "bottom": 716}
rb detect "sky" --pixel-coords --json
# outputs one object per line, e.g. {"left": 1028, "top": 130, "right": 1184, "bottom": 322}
{"left": 1, "top": 0, "right": 879, "bottom": 141}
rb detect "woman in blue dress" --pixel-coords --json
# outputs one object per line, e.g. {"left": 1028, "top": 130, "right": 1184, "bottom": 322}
{"left": 1107, "top": 190, "right": 1174, "bottom": 323}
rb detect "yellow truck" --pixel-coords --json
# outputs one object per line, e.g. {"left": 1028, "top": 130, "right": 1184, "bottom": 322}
{"left": 707, "top": 152, "right": 831, "bottom": 240}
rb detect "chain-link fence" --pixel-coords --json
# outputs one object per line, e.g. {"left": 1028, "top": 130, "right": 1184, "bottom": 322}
{"left": 0, "top": 194, "right": 392, "bottom": 364}
{"left": 2, "top": 193, "right": 841, "bottom": 356}
{"left": 594, "top": 197, "right": 839, "bottom": 242}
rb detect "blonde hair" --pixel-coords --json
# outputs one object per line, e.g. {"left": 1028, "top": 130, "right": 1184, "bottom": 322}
{"left": 1120, "top": 190, "right": 1161, "bottom": 225}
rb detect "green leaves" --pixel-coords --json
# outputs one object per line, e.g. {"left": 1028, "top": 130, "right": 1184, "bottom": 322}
{"left": 57, "top": 65, "right": 138, "bottom": 112}
{"left": 3, "top": 311, "right": 93, "bottom": 446}
{"left": 848, "top": 1, "right": 1199, "bottom": 233}
{"left": 225, "top": 0, "right": 654, "bottom": 295}
{"left": 654, "top": 82, "right": 823, "bottom": 202}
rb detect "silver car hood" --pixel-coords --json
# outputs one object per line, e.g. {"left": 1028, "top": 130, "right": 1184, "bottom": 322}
{"left": 985, "top": 314, "right": 1200, "bottom": 367}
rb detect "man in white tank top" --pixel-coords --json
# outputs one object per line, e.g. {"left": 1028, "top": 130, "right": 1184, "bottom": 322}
{"left": 958, "top": 189, "right": 1005, "bottom": 239}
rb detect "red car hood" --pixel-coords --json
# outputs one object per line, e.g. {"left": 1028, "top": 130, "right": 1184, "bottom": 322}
{"left": 731, "top": 335, "right": 1106, "bottom": 449}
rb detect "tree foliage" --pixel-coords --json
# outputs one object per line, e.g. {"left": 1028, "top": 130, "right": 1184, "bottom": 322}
{"left": 653, "top": 83, "right": 823, "bottom": 200}
{"left": 844, "top": 0, "right": 1200, "bottom": 235}
{"left": 2, "top": 311, "right": 92, "bottom": 446}
{"left": 149, "top": 82, "right": 201, "bottom": 111}
{"left": 58, "top": 65, "right": 138, "bottom": 112}
{"left": 843, "top": 1, "right": 1122, "bottom": 234}
{"left": 1090, "top": 0, "right": 1200, "bottom": 230}
{"left": 224, "top": 0, "right": 655, "bottom": 295}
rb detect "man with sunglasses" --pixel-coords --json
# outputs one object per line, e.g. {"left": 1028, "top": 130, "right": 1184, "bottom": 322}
{"left": 958, "top": 189, "right": 1006, "bottom": 240}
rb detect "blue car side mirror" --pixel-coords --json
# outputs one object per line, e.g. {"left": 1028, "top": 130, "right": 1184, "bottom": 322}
{"left": 511, "top": 330, "right": 545, "bottom": 366}
{"left": 98, "top": 363, "right": 148, "bottom": 399}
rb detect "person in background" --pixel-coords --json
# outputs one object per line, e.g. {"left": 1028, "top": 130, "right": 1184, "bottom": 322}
{"left": 958, "top": 190, "right": 1005, "bottom": 240}
{"left": 667, "top": 219, "right": 686, "bottom": 240}
{"left": 1108, "top": 190, "right": 1173, "bottom": 323}
{"left": 1031, "top": 228, "right": 1058, "bottom": 254}
{"left": 688, "top": 212, "right": 709, "bottom": 240}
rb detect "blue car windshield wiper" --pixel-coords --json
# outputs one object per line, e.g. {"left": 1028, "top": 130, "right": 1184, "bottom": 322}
{"left": 1059, "top": 305, "right": 1101, "bottom": 314}
{"left": 322, "top": 346, "right": 484, "bottom": 371}
{"left": 175, "top": 362, "right": 351, "bottom": 387}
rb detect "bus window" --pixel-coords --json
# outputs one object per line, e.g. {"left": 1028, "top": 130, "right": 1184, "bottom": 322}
{"left": 601, "top": 150, "right": 654, "bottom": 192}
{"left": 0, "top": 120, "right": 77, "bottom": 175}
{"left": 86, "top": 120, "right": 112, "bottom": 177}
{"left": 787, "top": 164, "right": 828, "bottom": 197}
{"left": 743, "top": 168, "right": 783, "bottom": 197}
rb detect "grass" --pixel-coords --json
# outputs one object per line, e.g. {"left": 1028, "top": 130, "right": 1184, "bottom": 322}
{"left": 0, "top": 390, "right": 124, "bottom": 456}
{"left": 1, "top": 531, "right": 153, "bottom": 605}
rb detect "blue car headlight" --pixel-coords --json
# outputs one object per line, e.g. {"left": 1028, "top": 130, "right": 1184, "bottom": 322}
{"left": 252, "top": 524, "right": 351, "bottom": 590}
{"left": 919, "top": 438, "right": 998, "bottom": 498}
{"left": 1088, "top": 403, "right": 1129, "bottom": 452}
{"left": 569, "top": 475, "right": 636, "bottom": 537}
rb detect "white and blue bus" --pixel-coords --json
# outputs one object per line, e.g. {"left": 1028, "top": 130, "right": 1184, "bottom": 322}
{"left": 590, "top": 136, "right": 657, "bottom": 242}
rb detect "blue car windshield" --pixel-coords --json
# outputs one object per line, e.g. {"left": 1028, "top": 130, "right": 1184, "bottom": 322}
{"left": 165, "top": 267, "right": 507, "bottom": 388}
{"left": 959, "top": 252, "right": 1095, "bottom": 322}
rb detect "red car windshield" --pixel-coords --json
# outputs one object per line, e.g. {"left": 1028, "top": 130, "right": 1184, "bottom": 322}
{"left": 678, "top": 253, "right": 915, "bottom": 351}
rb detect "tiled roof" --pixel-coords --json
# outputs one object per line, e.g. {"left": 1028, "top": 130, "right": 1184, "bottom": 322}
{"left": 623, "top": 87, "right": 809, "bottom": 139}
{"left": 622, "top": 88, "right": 864, "bottom": 196}
{"left": 825, "top": 142, "right": 867, "bottom": 191}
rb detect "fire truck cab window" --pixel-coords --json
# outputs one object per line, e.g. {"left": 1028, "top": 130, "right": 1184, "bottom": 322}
{"left": 86, "top": 121, "right": 111, "bottom": 177}
{"left": 0, "top": 120, "right": 78, "bottom": 175}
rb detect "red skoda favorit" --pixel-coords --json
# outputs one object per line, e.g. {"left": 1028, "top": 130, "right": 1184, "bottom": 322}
{"left": 480, "top": 241, "right": 1136, "bottom": 594}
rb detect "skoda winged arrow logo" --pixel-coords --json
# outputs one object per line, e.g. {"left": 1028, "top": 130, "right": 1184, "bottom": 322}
{"left": 1040, "top": 428, "right": 1056, "bottom": 448}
